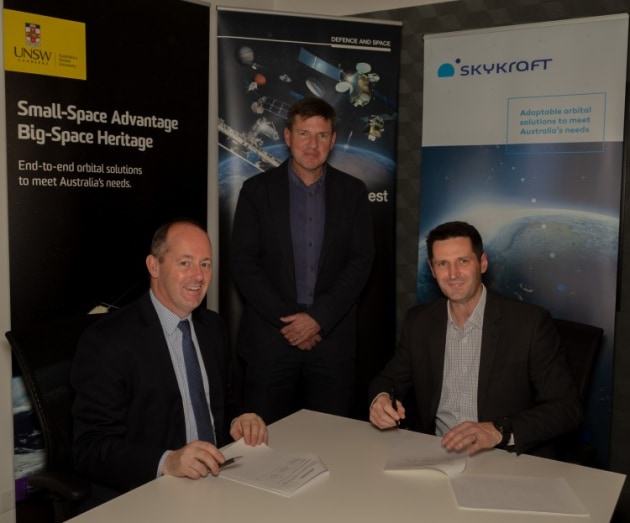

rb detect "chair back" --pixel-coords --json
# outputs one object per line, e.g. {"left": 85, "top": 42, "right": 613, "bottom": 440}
{"left": 7, "top": 314, "right": 104, "bottom": 473}
{"left": 553, "top": 318, "right": 604, "bottom": 401}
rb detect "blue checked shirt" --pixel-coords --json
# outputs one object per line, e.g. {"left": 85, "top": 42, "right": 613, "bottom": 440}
{"left": 435, "top": 285, "right": 487, "bottom": 436}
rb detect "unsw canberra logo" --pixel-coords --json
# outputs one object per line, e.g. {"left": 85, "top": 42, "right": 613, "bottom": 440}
{"left": 13, "top": 21, "right": 53, "bottom": 64}
{"left": 437, "top": 57, "right": 552, "bottom": 78}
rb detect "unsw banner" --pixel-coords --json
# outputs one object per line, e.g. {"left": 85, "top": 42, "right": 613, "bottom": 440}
{"left": 4, "top": 0, "right": 210, "bottom": 499}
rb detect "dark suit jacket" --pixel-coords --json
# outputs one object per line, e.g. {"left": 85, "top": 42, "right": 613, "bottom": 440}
{"left": 369, "top": 291, "right": 582, "bottom": 456}
{"left": 231, "top": 160, "right": 374, "bottom": 363}
{"left": 71, "top": 292, "right": 237, "bottom": 494}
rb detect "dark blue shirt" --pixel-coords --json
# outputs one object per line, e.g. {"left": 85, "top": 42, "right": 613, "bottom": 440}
{"left": 289, "top": 165, "right": 326, "bottom": 306}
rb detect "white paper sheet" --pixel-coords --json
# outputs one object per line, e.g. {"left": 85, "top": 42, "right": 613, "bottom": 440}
{"left": 450, "top": 474, "right": 590, "bottom": 516}
{"left": 383, "top": 430, "right": 588, "bottom": 515}
{"left": 384, "top": 431, "right": 467, "bottom": 475}
{"left": 219, "top": 439, "right": 329, "bottom": 497}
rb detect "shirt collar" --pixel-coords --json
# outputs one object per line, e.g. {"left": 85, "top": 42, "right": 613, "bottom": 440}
{"left": 288, "top": 161, "right": 326, "bottom": 188}
{"left": 447, "top": 284, "right": 487, "bottom": 329}
{"left": 149, "top": 289, "right": 191, "bottom": 335}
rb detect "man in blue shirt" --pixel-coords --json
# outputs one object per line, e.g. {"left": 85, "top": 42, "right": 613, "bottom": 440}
{"left": 72, "top": 219, "right": 267, "bottom": 506}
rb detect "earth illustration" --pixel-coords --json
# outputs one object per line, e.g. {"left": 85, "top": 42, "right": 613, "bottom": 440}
{"left": 416, "top": 210, "right": 619, "bottom": 324}
{"left": 219, "top": 143, "right": 395, "bottom": 216}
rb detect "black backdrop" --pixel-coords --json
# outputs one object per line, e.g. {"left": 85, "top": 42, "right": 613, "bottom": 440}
{"left": 5, "top": 0, "right": 210, "bottom": 331}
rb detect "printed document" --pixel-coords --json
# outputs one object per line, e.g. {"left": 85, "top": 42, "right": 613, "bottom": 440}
{"left": 384, "top": 430, "right": 466, "bottom": 475}
{"left": 384, "top": 430, "right": 588, "bottom": 515}
{"left": 219, "top": 439, "right": 329, "bottom": 497}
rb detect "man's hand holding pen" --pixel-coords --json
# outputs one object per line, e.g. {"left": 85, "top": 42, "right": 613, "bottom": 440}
{"left": 163, "top": 413, "right": 267, "bottom": 480}
{"left": 369, "top": 390, "right": 406, "bottom": 429}
{"left": 162, "top": 440, "right": 227, "bottom": 479}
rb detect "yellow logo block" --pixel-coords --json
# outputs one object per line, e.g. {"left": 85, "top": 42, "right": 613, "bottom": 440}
{"left": 4, "top": 9, "right": 86, "bottom": 80}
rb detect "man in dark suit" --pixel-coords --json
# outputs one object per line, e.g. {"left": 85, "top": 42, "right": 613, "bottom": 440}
{"left": 232, "top": 97, "right": 374, "bottom": 424}
{"left": 369, "top": 221, "right": 581, "bottom": 458}
{"left": 71, "top": 219, "right": 267, "bottom": 505}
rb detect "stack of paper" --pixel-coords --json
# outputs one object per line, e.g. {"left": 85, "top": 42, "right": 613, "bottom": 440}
{"left": 219, "top": 439, "right": 329, "bottom": 497}
{"left": 384, "top": 430, "right": 589, "bottom": 516}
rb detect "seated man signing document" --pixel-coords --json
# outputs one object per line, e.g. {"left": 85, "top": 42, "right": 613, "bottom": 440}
{"left": 72, "top": 219, "right": 267, "bottom": 508}
{"left": 369, "top": 221, "right": 581, "bottom": 458}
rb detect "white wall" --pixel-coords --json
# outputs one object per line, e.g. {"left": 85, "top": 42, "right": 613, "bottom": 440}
{"left": 0, "top": 1, "right": 449, "bottom": 521}
{"left": 273, "top": 0, "right": 444, "bottom": 15}
{"left": 0, "top": 5, "right": 15, "bottom": 521}
{"left": 193, "top": 0, "right": 444, "bottom": 15}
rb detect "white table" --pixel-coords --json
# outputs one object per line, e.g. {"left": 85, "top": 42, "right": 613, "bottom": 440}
{"left": 68, "top": 409, "right": 625, "bottom": 522}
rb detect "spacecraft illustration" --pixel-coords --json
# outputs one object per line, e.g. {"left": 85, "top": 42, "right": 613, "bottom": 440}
{"left": 250, "top": 96, "right": 290, "bottom": 120}
{"left": 221, "top": 43, "right": 398, "bottom": 173}
{"left": 298, "top": 47, "right": 381, "bottom": 108}
{"left": 361, "top": 113, "right": 397, "bottom": 141}
{"left": 364, "top": 115, "right": 385, "bottom": 141}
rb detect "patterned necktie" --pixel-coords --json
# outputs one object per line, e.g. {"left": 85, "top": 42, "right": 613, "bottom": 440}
{"left": 178, "top": 320, "right": 216, "bottom": 445}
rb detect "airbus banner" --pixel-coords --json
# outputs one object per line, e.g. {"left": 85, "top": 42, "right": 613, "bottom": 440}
{"left": 419, "top": 14, "right": 629, "bottom": 467}
{"left": 217, "top": 8, "right": 402, "bottom": 418}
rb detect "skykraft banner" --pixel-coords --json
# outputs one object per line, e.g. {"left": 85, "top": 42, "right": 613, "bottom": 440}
{"left": 217, "top": 8, "right": 402, "bottom": 417}
{"left": 419, "top": 14, "right": 628, "bottom": 466}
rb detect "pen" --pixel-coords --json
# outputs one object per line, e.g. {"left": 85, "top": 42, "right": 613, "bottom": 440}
{"left": 219, "top": 456, "right": 243, "bottom": 468}
{"left": 389, "top": 387, "right": 400, "bottom": 427}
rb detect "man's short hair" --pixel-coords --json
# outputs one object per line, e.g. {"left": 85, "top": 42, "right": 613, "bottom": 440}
{"left": 286, "top": 97, "right": 337, "bottom": 133}
{"left": 426, "top": 221, "right": 484, "bottom": 261}
{"left": 150, "top": 218, "right": 205, "bottom": 261}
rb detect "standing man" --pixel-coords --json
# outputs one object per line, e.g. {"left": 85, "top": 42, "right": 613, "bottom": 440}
{"left": 369, "top": 221, "right": 581, "bottom": 458}
{"left": 72, "top": 219, "right": 267, "bottom": 507}
{"left": 232, "top": 97, "right": 375, "bottom": 424}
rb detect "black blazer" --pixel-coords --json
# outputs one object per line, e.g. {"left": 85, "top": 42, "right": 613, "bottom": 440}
{"left": 71, "top": 292, "right": 236, "bottom": 493}
{"left": 369, "top": 291, "right": 582, "bottom": 456}
{"left": 231, "top": 160, "right": 375, "bottom": 363}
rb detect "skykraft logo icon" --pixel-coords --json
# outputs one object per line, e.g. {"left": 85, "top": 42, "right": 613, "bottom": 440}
{"left": 437, "top": 57, "right": 552, "bottom": 78}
